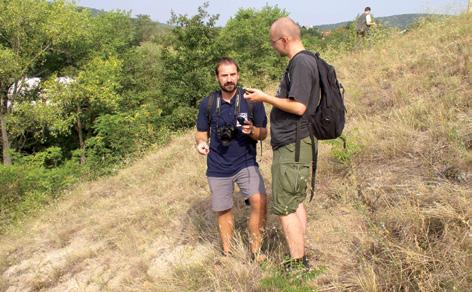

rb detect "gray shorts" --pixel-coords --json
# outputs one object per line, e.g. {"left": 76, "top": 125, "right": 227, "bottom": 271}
{"left": 208, "top": 166, "right": 266, "bottom": 212}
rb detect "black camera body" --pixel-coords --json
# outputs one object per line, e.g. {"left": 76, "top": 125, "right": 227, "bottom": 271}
{"left": 217, "top": 123, "right": 236, "bottom": 146}
{"left": 236, "top": 113, "right": 249, "bottom": 126}
{"left": 236, "top": 115, "right": 247, "bottom": 126}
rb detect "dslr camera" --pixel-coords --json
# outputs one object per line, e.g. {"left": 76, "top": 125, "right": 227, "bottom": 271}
{"left": 217, "top": 123, "right": 236, "bottom": 146}
{"left": 236, "top": 113, "right": 249, "bottom": 127}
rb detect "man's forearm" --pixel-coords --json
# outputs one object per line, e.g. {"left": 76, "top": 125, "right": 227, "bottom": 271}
{"left": 245, "top": 88, "right": 307, "bottom": 116}
{"left": 195, "top": 131, "right": 208, "bottom": 144}
{"left": 248, "top": 127, "right": 267, "bottom": 141}
{"left": 263, "top": 94, "right": 306, "bottom": 116}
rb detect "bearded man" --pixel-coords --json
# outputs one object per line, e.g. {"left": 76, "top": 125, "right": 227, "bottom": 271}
{"left": 195, "top": 57, "right": 268, "bottom": 258}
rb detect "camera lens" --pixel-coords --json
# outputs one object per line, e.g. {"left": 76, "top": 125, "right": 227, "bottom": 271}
{"left": 237, "top": 116, "right": 246, "bottom": 125}
{"left": 236, "top": 113, "right": 248, "bottom": 126}
{"left": 217, "top": 124, "right": 235, "bottom": 146}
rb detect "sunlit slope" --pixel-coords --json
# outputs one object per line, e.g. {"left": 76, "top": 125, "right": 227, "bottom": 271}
{"left": 325, "top": 13, "right": 471, "bottom": 290}
{"left": 1, "top": 13, "right": 471, "bottom": 291}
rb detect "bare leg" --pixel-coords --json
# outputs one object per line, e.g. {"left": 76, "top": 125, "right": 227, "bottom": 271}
{"left": 296, "top": 203, "right": 307, "bottom": 234}
{"left": 217, "top": 209, "right": 234, "bottom": 255}
{"left": 280, "top": 203, "right": 306, "bottom": 259}
{"left": 248, "top": 193, "right": 267, "bottom": 254}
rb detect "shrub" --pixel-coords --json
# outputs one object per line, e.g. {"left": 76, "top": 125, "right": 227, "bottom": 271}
{"left": 0, "top": 162, "right": 83, "bottom": 232}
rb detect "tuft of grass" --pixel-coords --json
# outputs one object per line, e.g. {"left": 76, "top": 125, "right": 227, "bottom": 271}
{"left": 172, "top": 262, "right": 214, "bottom": 291}
{"left": 327, "top": 133, "right": 362, "bottom": 164}
{"left": 260, "top": 261, "right": 325, "bottom": 292}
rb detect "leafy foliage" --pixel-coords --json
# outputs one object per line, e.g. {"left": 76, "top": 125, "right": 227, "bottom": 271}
{"left": 159, "top": 2, "right": 221, "bottom": 111}
{"left": 0, "top": 0, "right": 399, "bottom": 233}
{"left": 0, "top": 48, "right": 20, "bottom": 81}
{"left": 132, "top": 15, "right": 171, "bottom": 44}
{"left": 218, "top": 6, "right": 288, "bottom": 87}
{"left": 0, "top": 161, "right": 83, "bottom": 232}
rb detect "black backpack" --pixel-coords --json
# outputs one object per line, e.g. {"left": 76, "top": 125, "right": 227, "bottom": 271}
{"left": 287, "top": 51, "right": 346, "bottom": 201}
{"left": 300, "top": 50, "right": 346, "bottom": 140}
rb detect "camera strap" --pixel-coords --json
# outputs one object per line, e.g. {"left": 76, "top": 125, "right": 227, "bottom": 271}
{"left": 215, "top": 89, "right": 262, "bottom": 158}
{"left": 216, "top": 95, "right": 221, "bottom": 129}
{"left": 215, "top": 89, "right": 242, "bottom": 129}
{"left": 235, "top": 89, "right": 242, "bottom": 114}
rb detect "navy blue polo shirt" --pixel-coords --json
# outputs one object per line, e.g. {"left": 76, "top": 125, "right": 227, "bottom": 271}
{"left": 196, "top": 89, "right": 267, "bottom": 177}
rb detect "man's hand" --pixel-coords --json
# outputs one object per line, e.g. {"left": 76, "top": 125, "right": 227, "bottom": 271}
{"left": 241, "top": 119, "right": 253, "bottom": 135}
{"left": 244, "top": 87, "right": 307, "bottom": 116}
{"left": 196, "top": 141, "right": 209, "bottom": 155}
{"left": 244, "top": 88, "right": 267, "bottom": 103}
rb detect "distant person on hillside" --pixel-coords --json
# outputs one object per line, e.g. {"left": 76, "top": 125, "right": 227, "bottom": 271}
{"left": 195, "top": 57, "right": 268, "bottom": 258}
{"left": 357, "top": 6, "right": 375, "bottom": 37}
{"left": 244, "top": 17, "right": 320, "bottom": 272}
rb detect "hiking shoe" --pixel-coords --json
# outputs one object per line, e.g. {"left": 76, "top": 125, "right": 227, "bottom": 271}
{"left": 282, "top": 255, "right": 311, "bottom": 274}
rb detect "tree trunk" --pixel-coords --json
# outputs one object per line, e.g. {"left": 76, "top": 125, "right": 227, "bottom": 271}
{"left": 0, "top": 86, "right": 12, "bottom": 165}
{"left": 0, "top": 109, "right": 12, "bottom": 166}
{"left": 76, "top": 105, "right": 86, "bottom": 165}
{"left": 469, "top": 0, "right": 472, "bottom": 13}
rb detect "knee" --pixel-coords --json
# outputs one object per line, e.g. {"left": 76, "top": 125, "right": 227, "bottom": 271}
{"left": 217, "top": 208, "right": 232, "bottom": 216}
{"left": 250, "top": 193, "right": 267, "bottom": 209}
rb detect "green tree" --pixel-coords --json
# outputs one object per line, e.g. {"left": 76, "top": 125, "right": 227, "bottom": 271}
{"left": 43, "top": 56, "right": 123, "bottom": 164}
{"left": 218, "top": 6, "right": 288, "bottom": 88}
{"left": 301, "top": 26, "right": 326, "bottom": 52}
{"left": 159, "top": 2, "right": 221, "bottom": 112}
{"left": 90, "top": 10, "right": 136, "bottom": 55}
{"left": 132, "top": 15, "right": 171, "bottom": 44}
{"left": 120, "top": 42, "right": 163, "bottom": 110}
{"left": 0, "top": 0, "right": 93, "bottom": 165}
{"left": 0, "top": 48, "right": 20, "bottom": 164}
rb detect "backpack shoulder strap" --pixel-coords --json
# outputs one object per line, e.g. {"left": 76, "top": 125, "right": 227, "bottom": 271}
{"left": 293, "top": 51, "right": 320, "bottom": 201}
{"left": 293, "top": 50, "right": 318, "bottom": 163}
{"left": 247, "top": 100, "right": 254, "bottom": 119}
{"left": 206, "top": 90, "right": 219, "bottom": 125}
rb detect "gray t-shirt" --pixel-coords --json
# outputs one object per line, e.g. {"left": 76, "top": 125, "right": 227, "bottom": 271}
{"left": 270, "top": 51, "right": 320, "bottom": 149}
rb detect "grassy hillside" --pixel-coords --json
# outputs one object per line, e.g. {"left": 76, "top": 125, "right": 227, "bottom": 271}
{"left": 328, "top": 13, "right": 471, "bottom": 290}
{"left": 316, "top": 13, "right": 442, "bottom": 31}
{"left": 1, "top": 13, "right": 471, "bottom": 291}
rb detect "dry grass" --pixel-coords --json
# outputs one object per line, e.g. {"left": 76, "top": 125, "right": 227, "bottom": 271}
{"left": 0, "top": 133, "right": 221, "bottom": 290}
{"left": 1, "top": 14, "right": 471, "bottom": 291}
{"left": 327, "top": 13, "right": 472, "bottom": 291}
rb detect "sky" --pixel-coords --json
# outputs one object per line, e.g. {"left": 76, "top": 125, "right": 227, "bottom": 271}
{"left": 75, "top": 0, "right": 468, "bottom": 26}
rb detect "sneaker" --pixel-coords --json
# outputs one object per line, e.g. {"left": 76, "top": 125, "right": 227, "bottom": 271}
{"left": 282, "top": 255, "right": 311, "bottom": 274}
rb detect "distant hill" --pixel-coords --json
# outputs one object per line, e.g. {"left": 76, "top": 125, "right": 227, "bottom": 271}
{"left": 77, "top": 6, "right": 171, "bottom": 42}
{"left": 77, "top": 6, "right": 104, "bottom": 17}
{"left": 78, "top": 6, "right": 171, "bottom": 29}
{"left": 315, "top": 13, "right": 439, "bottom": 31}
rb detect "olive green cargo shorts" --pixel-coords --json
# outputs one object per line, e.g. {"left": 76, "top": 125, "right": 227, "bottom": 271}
{"left": 271, "top": 136, "right": 315, "bottom": 216}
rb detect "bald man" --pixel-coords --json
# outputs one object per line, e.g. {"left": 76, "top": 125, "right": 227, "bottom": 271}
{"left": 244, "top": 17, "right": 320, "bottom": 271}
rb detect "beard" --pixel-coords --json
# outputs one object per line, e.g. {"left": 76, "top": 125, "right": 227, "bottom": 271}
{"left": 219, "top": 81, "right": 237, "bottom": 93}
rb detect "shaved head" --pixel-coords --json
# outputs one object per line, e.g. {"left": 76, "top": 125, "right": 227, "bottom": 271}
{"left": 270, "top": 17, "right": 301, "bottom": 40}
{"left": 269, "top": 17, "right": 305, "bottom": 58}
